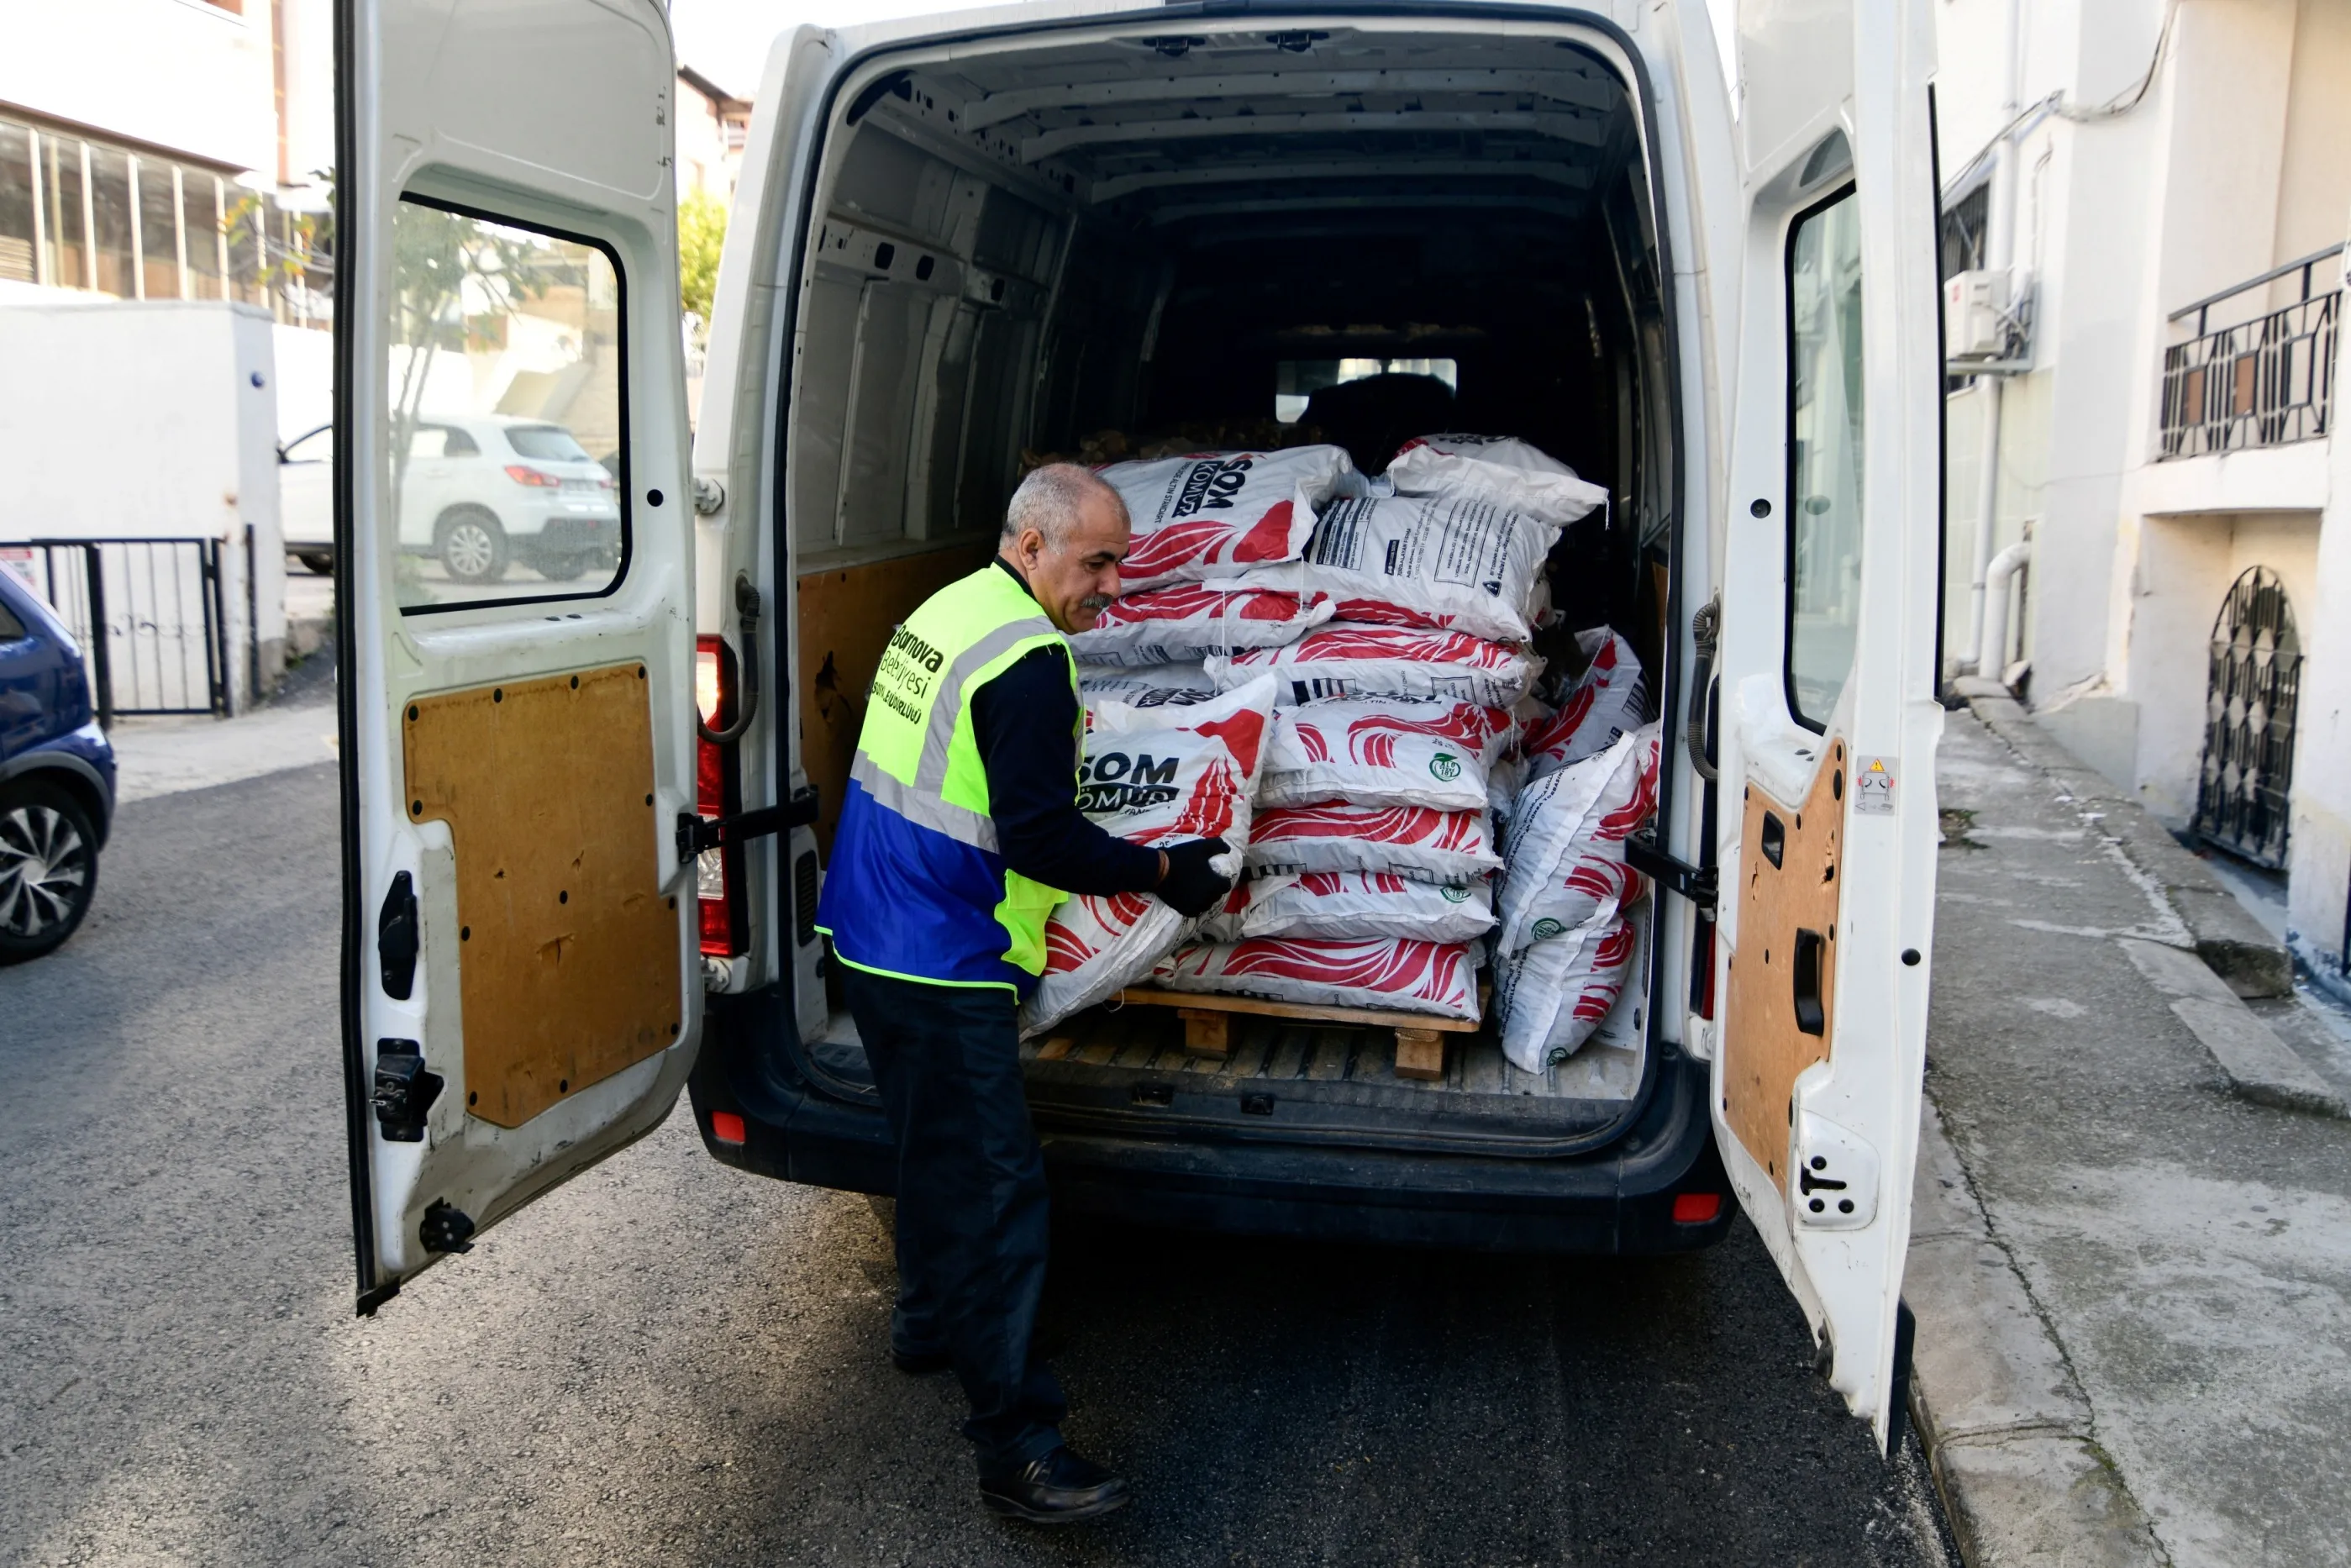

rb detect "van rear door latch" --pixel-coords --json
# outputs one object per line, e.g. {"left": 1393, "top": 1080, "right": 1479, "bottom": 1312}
{"left": 678, "top": 786, "right": 819, "bottom": 860}
{"left": 1625, "top": 832, "right": 1717, "bottom": 912}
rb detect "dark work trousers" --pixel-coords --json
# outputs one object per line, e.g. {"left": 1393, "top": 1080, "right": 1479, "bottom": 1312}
{"left": 842, "top": 966, "right": 1067, "bottom": 1476}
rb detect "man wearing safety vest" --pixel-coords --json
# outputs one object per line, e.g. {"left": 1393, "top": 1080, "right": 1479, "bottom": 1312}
{"left": 814, "top": 463, "right": 1234, "bottom": 1523}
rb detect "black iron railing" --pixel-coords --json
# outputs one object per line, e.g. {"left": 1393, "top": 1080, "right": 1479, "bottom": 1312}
{"left": 11, "top": 538, "right": 228, "bottom": 723}
{"left": 2159, "top": 244, "right": 2341, "bottom": 460}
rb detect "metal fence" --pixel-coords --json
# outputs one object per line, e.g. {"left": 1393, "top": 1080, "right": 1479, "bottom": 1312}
{"left": 9, "top": 538, "right": 229, "bottom": 723}
{"left": 2159, "top": 244, "right": 2342, "bottom": 460}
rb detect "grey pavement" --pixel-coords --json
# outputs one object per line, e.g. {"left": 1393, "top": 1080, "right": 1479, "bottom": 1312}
{"left": 104, "top": 633, "right": 338, "bottom": 804}
{"left": 1922, "top": 708, "right": 2351, "bottom": 1567}
{"left": 0, "top": 763, "right": 1958, "bottom": 1566}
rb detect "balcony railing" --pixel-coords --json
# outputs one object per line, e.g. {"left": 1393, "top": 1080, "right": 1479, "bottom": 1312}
{"left": 2159, "top": 244, "right": 2341, "bottom": 460}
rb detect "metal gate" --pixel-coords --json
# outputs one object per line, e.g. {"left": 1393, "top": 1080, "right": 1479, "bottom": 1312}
{"left": 5, "top": 538, "right": 229, "bottom": 724}
{"left": 2194, "top": 565, "right": 2301, "bottom": 868}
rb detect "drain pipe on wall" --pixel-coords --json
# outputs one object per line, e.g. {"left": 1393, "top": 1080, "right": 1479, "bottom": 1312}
{"left": 1960, "top": 0, "right": 2024, "bottom": 676}
{"left": 1980, "top": 539, "right": 2032, "bottom": 685}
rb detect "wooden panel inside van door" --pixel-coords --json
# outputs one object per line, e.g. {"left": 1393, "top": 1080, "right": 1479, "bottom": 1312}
{"left": 1722, "top": 737, "right": 1846, "bottom": 1189}
{"left": 403, "top": 664, "right": 681, "bottom": 1128}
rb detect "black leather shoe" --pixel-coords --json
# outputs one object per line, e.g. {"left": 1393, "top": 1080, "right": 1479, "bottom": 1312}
{"left": 891, "top": 1346, "right": 952, "bottom": 1376}
{"left": 978, "top": 1447, "right": 1132, "bottom": 1523}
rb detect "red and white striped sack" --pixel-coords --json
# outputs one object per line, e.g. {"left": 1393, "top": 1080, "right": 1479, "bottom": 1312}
{"left": 1151, "top": 935, "right": 1481, "bottom": 1023}
{"left": 1496, "top": 723, "right": 1660, "bottom": 955}
{"left": 1096, "top": 447, "right": 1354, "bottom": 592}
{"left": 1076, "top": 660, "right": 1220, "bottom": 707}
{"left": 1261, "top": 697, "right": 1516, "bottom": 813}
{"left": 1523, "top": 628, "right": 1646, "bottom": 778}
{"left": 1206, "top": 624, "right": 1541, "bottom": 708}
{"left": 1242, "top": 491, "right": 1563, "bottom": 644}
{"left": 1501, "top": 855, "right": 1647, "bottom": 950}
{"left": 1201, "top": 870, "right": 1496, "bottom": 945}
{"left": 1493, "top": 913, "right": 1638, "bottom": 1070}
{"left": 1247, "top": 800, "right": 1501, "bottom": 885}
{"left": 1069, "top": 584, "right": 1333, "bottom": 666}
{"left": 1022, "top": 675, "right": 1277, "bottom": 1035}
{"left": 1384, "top": 434, "right": 1611, "bottom": 527}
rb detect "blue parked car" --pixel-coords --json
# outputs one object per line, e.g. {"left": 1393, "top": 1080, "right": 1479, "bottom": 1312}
{"left": 0, "top": 567, "right": 114, "bottom": 962}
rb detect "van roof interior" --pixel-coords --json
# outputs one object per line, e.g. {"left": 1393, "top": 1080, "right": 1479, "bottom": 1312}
{"left": 786, "top": 24, "right": 1676, "bottom": 1142}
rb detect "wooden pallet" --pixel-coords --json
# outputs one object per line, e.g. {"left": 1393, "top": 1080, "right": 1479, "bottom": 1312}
{"left": 1110, "top": 986, "right": 1479, "bottom": 1082}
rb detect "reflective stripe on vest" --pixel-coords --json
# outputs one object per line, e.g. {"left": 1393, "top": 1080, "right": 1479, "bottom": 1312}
{"left": 813, "top": 566, "right": 1076, "bottom": 992}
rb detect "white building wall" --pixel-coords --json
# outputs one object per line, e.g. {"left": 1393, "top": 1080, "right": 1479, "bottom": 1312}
{"left": 0, "top": 0, "right": 277, "bottom": 172}
{"left": 0, "top": 298, "right": 285, "bottom": 706}
{"left": 2290, "top": 355, "right": 2351, "bottom": 972}
{"left": 1940, "top": 0, "right": 2351, "bottom": 976}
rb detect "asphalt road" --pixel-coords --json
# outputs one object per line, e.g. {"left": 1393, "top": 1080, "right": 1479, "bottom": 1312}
{"left": 1, "top": 764, "right": 1958, "bottom": 1566}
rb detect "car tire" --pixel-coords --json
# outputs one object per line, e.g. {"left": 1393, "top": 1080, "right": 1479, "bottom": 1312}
{"left": 535, "top": 550, "right": 590, "bottom": 583}
{"left": 0, "top": 778, "right": 100, "bottom": 965}
{"left": 435, "top": 508, "right": 509, "bottom": 584}
{"left": 298, "top": 552, "right": 334, "bottom": 576}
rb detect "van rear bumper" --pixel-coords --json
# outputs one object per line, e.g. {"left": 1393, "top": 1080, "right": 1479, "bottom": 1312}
{"left": 687, "top": 985, "right": 1733, "bottom": 1256}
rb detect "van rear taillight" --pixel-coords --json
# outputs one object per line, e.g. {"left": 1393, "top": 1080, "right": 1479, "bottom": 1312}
{"left": 695, "top": 634, "right": 744, "bottom": 957}
{"left": 1673, "top": 1192, "right": 1723, "bottom": 1224}
{"left": 709, "top": 1110, "right": 746, "bottom": 1145}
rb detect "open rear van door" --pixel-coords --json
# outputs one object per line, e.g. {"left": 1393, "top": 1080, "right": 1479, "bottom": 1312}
{"left": 1706, "top": 0, "right": 1943, "bottom": 1445}
{"left": 336, "top": 0, "right": 697, "bottom": 1312}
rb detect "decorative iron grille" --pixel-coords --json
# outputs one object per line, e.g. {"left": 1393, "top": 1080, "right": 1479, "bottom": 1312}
{"left": 2159, "top": 245, "right": 2340, "bottom": 459}
{"left": 2194, "top": 566, "right": 2300, "bottom": 869}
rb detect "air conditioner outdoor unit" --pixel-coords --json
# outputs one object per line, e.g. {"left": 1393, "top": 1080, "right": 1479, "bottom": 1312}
{"left": 1944, "top": 269, "right": 2012, "bottom": 362}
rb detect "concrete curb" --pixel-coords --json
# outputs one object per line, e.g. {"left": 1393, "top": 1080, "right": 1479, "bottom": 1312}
{"left": 287, "top": 614, "right": 331, "bottom": 660}
{"left": 1954, "top": 683, "right": 2291, "bottom": 998}
{"left": 2117, "top": 939, "right": 2349, "bottom": 1118}
{"left": 1906, "top": 1102, "right": 2168, "bottom": 1566}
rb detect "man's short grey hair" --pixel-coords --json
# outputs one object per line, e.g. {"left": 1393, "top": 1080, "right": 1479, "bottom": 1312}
{"left": 1003, "top": 462, "right": 1127, "bottom": 546}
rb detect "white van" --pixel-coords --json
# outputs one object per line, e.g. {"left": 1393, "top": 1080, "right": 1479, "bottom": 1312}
{"left": 337, "top": 0, "right": 1943, "bottom": 1450}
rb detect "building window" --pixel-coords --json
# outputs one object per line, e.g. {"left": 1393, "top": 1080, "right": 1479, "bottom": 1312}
{"left": 39, "top": 132, "right": 86, "bottom": 291}
{"left": 0, "top": 113, "right": 329, "bottom": 324}
{"left": 89, "top": 145, "right": 134, "bottom": 297}
{"left": 183, "top": 172, "right": 224, "bottom": 299}
{"left": 138, "top": 157, "right": 181, "bottom": 298}
{"left": 0, "top": 122, "right": 32, "bottom": 282}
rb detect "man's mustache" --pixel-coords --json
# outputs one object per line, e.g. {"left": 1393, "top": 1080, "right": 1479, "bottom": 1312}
{"left": 1079, "top": 593, "right": 1114, "bottom": 613}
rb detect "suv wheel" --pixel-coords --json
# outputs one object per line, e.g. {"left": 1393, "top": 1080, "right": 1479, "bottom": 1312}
{"left": 535, "top": 550, "right": 590, "bottom": 583}
{"left": 436, "top": 508, "right": 509, "bottom": 584}
{"left": 298, "top": 552, "right": 334, "bottom": 576}
{"left": 0, "top": 780, "right": 99, "bottom": 964}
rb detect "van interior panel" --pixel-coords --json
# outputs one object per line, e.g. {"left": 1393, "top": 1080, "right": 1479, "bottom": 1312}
{"left": 785, "top": 25, "right": 1673, "bottom": 1143}
{"left": 404, "top": 664, "right": 681, "bottom": 1129}
{"left": 1722, "top": 739, "right": 1848, "bottom": 1188}
{"left": 795, "top": 539, "right": 995, "bottom": 853}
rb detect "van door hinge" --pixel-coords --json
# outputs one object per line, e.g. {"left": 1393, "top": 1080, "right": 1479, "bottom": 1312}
{"left": 678, "top": 786, "right": 819, "bottom": 860}
{"left": 1626, "top": 833, "right": 1717, "bottom": 911}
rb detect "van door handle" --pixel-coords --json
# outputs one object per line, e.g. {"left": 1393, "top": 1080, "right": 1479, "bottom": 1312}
{"left": 1791, "top": 927, "right": 1827, "bottom": 1035}
{"left": 378, "top": 871, "right": 418, "bottom": 1001}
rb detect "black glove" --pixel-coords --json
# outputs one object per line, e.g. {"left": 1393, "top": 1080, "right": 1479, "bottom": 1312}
{"left": 1156, "top": 837, "right": 1234, "bottom": 918}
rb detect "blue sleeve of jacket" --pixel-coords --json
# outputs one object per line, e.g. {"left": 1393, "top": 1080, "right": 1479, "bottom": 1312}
{"left": 971, "top": 644, "right": 1165, "bottom": 897}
